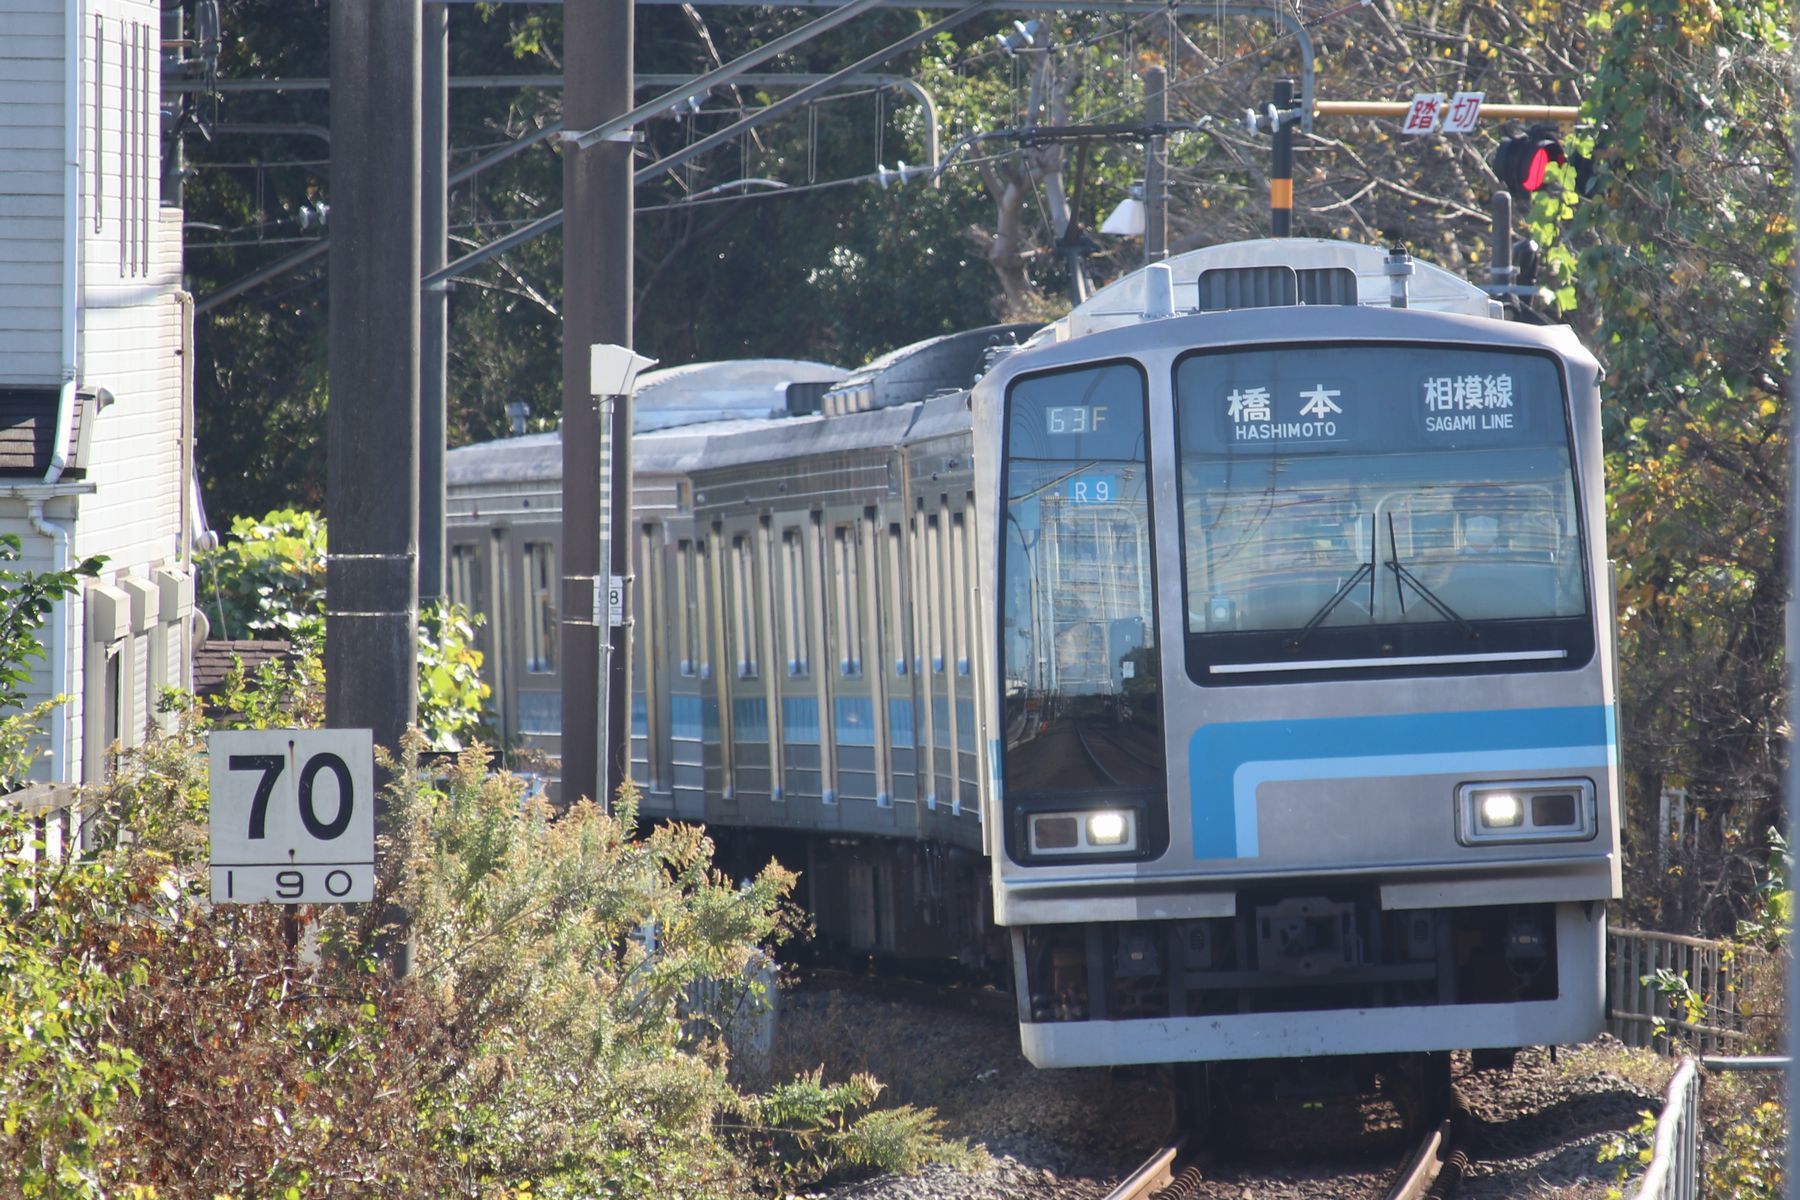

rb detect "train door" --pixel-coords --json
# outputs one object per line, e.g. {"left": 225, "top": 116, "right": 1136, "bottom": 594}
{"left": 667, "top": 532, "right": 708, "bottom": 821}
{"left": 723, "top": 519, "right": 772, "bottom": 815}
{"left": 777, "top": 520, "right": 823, "bottom": 805}
{"left": 951, "top": 498, "right": 981, "bottom": 818}
{"left": 702, "top": 523, "right": 733, "bottom": 807}
{"left": 515, "top": 533, "right": 562, "bottom": 757}
{"left": 632, "top": 522, "right": 672, "bottom": 804}
{"left": 882, "top": 517, "right": 919, "bottom": 815}
{"left": 824, "top": 509, "right": 889, "bottom": 827}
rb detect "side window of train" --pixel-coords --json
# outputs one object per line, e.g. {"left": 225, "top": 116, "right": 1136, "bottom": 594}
{"left": 831, "top": 524, "right": 864, "bottom": 677}
{"left": 886, "top": 522, "right": 909, "bottom": 676}
{"left": 731, "top": 534, "right": 760, "bottom": 679}
{"left": 676, "top": 538, "right": 707, "bottom": 679}
{"left": 522, "top": 540, "right": 557, "bottom": 674}
{"left": 448, "top": 543, "right": 486, "bottom": 654}
{"left": 782, "top": 528, "right": 810, "bottom": 676}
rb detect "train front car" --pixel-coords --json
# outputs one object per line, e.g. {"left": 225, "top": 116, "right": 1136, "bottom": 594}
{"left": 972, "top": 240, "right": 1619, "bottom": 1068}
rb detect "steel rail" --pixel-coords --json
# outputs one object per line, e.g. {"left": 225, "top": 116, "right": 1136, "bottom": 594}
{"left": 1102, "top": 1136, "right": 1189, "bottom": 1200}
{"left": 1385, "top": 1116, "right": 1452, "bottom": 1200}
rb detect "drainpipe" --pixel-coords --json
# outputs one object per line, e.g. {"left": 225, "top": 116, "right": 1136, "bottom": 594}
{"left": 29, "top": 502, "right": 73, "bottom": 785}
{"left": 54, "top": 0, "right": 82, "bottom": 483}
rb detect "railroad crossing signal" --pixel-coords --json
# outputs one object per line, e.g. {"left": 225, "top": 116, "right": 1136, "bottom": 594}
{"left": 1493, "top": 126, "right": 1567, "bottom": 199}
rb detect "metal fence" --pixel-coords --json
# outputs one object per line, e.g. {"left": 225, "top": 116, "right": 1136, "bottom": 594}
{"left": 683, "top": 952, "right": 779, "bottom": 1067}
{"left": 1627, "top": 1055, "right": 1789, "bottom": 1200}
{"left": 1628, "top": 1057, "right": 1702, "bottom": 1200}
{"left": 3, "top": 781, "right": 86, "bottom": 868}
{"left": 1607, "top": 927, "right": 1768, "bottom": 1055}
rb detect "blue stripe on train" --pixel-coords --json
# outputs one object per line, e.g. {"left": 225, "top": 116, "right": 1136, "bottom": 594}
{"left": 1189, "top": 705, "right": 1616, "bottom": 861}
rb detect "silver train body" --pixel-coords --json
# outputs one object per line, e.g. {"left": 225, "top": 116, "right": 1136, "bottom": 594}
{"left": 447, "top": 238, "right": 1619, "bottom": 1068}
{"left": 448, "top": 341, "right": 1023, "bottom": 965}
{"left": 975, "top": 240, "right": 1618, "bottom": 1066}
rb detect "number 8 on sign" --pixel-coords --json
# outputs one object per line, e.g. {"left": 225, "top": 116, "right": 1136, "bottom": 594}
{"left": 208, "top": 729, "right": 376, "bottom": 905}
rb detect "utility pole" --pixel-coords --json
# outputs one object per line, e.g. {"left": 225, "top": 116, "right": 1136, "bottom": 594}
{"left": 327, "top": 0, "right": 420, "bottom": 970}
{"left": 420, "top": 2, "right": 449, "bottom": 603}
{"left": 326, "top": 0, "right": 420, "bottom": 751}
{"left": 560, "top": 0, "right": 633, "bottom": 809}
{"left": 1143, "top": 66, "right": 1167, "bottom": 263}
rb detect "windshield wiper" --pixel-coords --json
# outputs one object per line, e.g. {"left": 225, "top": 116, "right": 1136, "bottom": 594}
{"left": 1384, "top": 512, "right": 1479, "bottom": 640}
{"left": 1286, "top": 515, "right": 1377, "bottom": 651}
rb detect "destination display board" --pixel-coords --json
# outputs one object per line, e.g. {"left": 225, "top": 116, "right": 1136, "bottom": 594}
{"left": 1177, "top": 344, "right": 1565, "bottom": 455}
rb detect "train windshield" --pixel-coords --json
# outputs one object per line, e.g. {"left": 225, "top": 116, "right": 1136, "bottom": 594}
{"left": 1175, "top": 343, "right": 1592, "bottom": 683}
{"left": 999, "top": 362, "right": 1165, "bottom": 833}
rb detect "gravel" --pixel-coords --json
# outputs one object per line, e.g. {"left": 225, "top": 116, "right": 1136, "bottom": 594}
{"left": 756, "top": 982, "right": 1678, "bottom": 1200}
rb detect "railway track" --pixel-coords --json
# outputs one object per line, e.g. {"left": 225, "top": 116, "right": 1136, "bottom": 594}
{"left": 1101, "top": 1106, "right": 1465, "bottom": 1200}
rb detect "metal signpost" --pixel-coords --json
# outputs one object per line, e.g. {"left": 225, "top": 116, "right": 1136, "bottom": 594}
{"left": 207, "top": 729, "right": 375, "bottom": 904}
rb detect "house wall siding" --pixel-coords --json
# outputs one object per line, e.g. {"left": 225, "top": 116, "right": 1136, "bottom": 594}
{"left": 0, "top": 0, "right": 69, "bottom": 385}
{"left": 1, "top": 0, "right": 193, "bottom": 787}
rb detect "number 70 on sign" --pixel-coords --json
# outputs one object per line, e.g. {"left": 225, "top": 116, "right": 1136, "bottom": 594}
{"left": 208, "top": 729, "right": 375, "bottom": 904}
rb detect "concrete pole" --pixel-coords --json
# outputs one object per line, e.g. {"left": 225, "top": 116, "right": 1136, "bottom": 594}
{"left": 420, "top": 3, "right": 449, "bottom": 604}
{"left": 326, "top": 0, "right": 420, "bottom": 751}
{"left": 560, "top": 0, "right": 633, "bottom": 809}
{"left": 327, "top": 0, "right": 421, "bottom": 970}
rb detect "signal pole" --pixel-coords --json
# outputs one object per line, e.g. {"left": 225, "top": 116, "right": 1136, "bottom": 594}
{"left": 1270, "top": 79, "right": 1297, "bottom": 237}
{"left": 1144, "top": 66, "right": 1167, "bottom": 263}
{"left": 560, "top": 0, "right": 633, "bottom": 809}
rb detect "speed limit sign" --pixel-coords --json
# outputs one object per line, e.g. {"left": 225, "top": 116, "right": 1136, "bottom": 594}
{"left": 208, "top": 729, "right": 375, "bottom": 904}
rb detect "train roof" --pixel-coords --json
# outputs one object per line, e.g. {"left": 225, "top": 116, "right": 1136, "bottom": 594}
{"left": 819, "top": 323, "right": 1038, "bottom": 416}
{"left": 633, "top": 358, "right": 845, "bottom": 431}
{"left": 1033, "top": 238, "right": 1497, "bottom": 344}
{"left": 448, "top": 358, "right": 845, "bottom": 486}
{"left": 449, "top": 334, "right": 1004, "bottom": 488}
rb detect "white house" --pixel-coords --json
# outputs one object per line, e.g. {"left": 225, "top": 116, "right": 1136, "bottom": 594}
{"left": 1, "top": 0, "right": 197, "bottom": 804}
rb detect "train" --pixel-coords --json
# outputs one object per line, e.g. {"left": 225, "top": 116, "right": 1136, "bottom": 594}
{"left": 447, "top": 236, "right": 1620, "bottom": 1081}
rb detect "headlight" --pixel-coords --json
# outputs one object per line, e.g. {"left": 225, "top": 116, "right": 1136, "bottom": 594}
{"left": 1480, "top": 792, "right": 1524, "bottom": 828}
{"left": 1027, "top": 807, "right": 1138, "bottom": 855}
{"left": 1087, "top": 811, "right": 1129, "bottom": 845}
{"left": 1459, "top": 780, "right": 1596, "bottom": 844}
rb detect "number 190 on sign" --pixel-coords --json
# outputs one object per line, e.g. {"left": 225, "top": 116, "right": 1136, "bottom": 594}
{"left": 208, "top": 729, "right": 375, "bottom": 905}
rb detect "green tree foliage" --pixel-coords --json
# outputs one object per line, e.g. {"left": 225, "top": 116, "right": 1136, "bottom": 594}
{"left": 196, "top": 508, "right": 327, "bottom": 645}
{"left": 195, "top": 509, "right": 492, "bottom": 751}
{"left": 416, "top": 602, "right": 494, "bottom": 752}
{"left": 0, "top": 809, "right": 146, "bottom": 1198}
{"left": 1554, "top": 0, "right": 1792, "bottom": 931}
{"left": 0, "top": 534, "right": 103, "bottom": 712}
{"left": 0, "top": 706, "right": 795, "bottom": 1197}
{"left": 2, "top": 709, "right": 969, "bottom": 1196}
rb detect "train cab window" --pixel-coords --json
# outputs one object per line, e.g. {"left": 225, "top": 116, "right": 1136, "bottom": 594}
{"left": 1174, "top": 343, "right": 1592, "bottom": 683}
{"left": 781, "top": 529, "right": 809, "bottom": 676}
{"left": 999, "top": 360, "right": 1165, "bottom": 862}
{"left": 522, "top": 541, "right": 557, "bottom": 674}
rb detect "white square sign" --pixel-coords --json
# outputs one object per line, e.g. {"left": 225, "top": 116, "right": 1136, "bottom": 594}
{"left": 1441, "top": 91, "right": 1485, "bottom": 134}
{"left": 208, "top": 729, "right": 375, "bottom": 904}
{"left": 1401, "top": 93, "right": 1446, "bottom": 135}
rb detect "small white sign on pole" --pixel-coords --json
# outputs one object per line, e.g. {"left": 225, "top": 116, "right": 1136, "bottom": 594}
{"left": 1401, "top": 93, "right": 1446, "bottom": 135}
{"left": 208, "top": 729, "right": 376, "bottom": 904}
{"left": 1441, "top": 91, "right": 1486, "bottom": 134}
